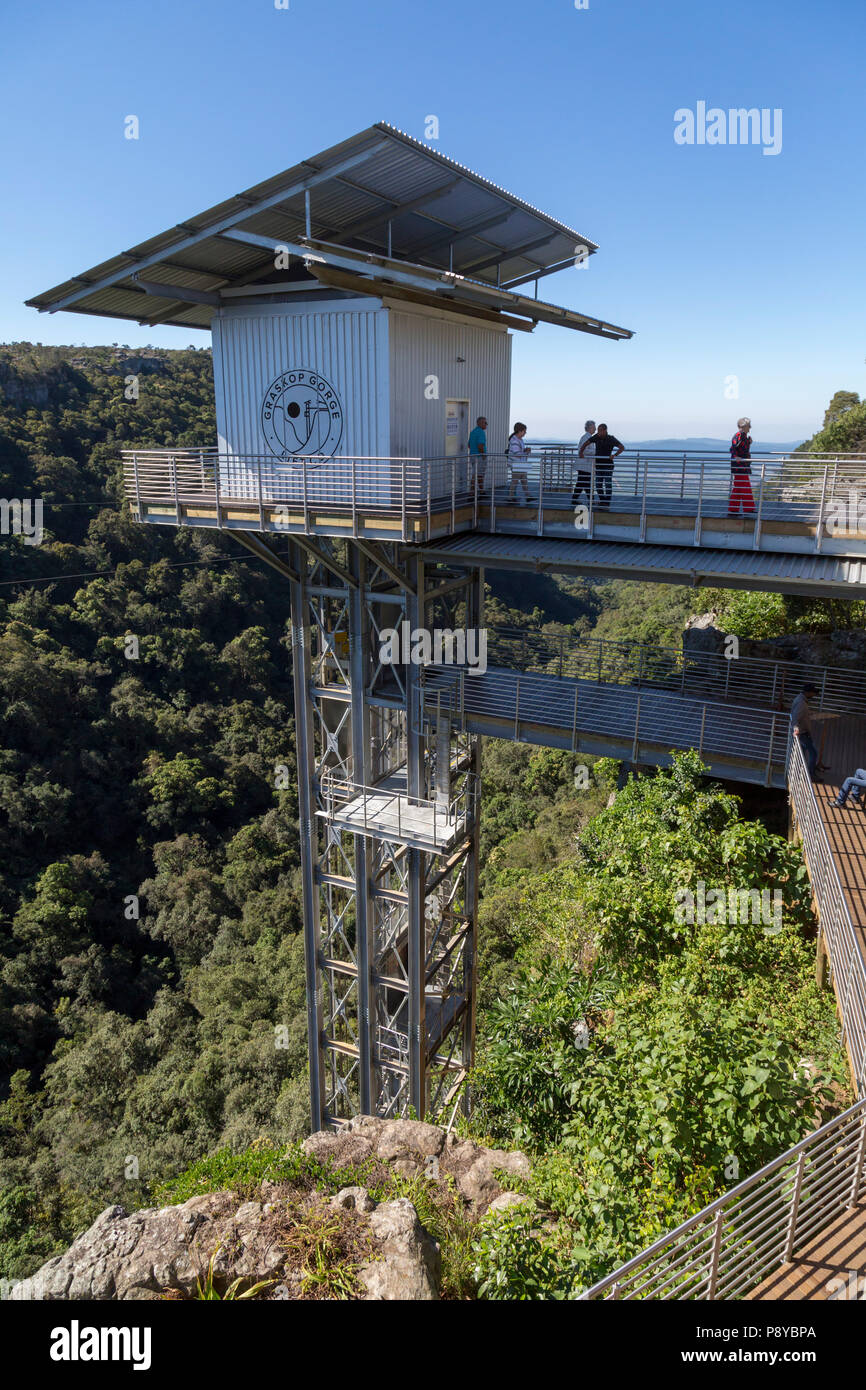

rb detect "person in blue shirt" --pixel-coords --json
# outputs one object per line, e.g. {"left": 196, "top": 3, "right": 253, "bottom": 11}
{"left": 468, "top": 416, "right": 488, "bottom": 494}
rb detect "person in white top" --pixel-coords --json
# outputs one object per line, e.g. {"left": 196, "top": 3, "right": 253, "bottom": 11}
{"left": 572, "top": 419, "right": 596, "bottom": 505}
{"left": 506, "top": 422, "right": 532, "bottom": 505}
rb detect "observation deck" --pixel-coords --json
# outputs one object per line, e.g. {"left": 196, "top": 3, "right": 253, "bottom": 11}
{"left": 123, "top": 444, "right": 866, "bottom": 562}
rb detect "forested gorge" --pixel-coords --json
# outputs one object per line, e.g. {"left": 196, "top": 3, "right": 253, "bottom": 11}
{"left": 0, "top": 345, "right": 309, "bottom": 1276}
{"left": 0, "top": 344, "right": 857, "bottom": 1293}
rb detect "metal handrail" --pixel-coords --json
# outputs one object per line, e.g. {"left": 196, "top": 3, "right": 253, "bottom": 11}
{"left": 122, "top": 446, "right": 866, "bottom": 555}
{"left": 581, "top": 734, "right": 866, "bottom": 1300}
{"left": 580, "top": 1097, "right": 866, "bottom": 1300}
{"left": 317, "top": 767, "right": 478, "bottom": 851}
{"left": 788, "top": 737, "right": 866, "bottom": 1091}
{"left": 420, "top": 663, "right": 792, "bottom": 783}
{"left": 481, "top": 626, "right": 866, "bottom": 717}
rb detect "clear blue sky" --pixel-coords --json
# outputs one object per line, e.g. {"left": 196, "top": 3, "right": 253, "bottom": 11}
{"left": 2, "top": 0, "right": 863, "bottom": 442}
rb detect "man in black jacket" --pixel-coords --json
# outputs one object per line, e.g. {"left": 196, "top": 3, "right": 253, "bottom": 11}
{"left": 578, "top": 424, "right": 625, "bottom": 510}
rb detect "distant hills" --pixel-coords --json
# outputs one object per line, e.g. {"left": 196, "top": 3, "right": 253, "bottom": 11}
{"left": 537, "top": 436, "right": 805, "bottom": 453}
{"left": 627, "top": 437, "right": 805, "bottom": 453}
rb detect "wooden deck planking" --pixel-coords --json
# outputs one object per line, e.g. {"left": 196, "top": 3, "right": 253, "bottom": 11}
{"left": 747, "top": 1199, "right": 866, "bottom": 1300}
{"left": 814, "top": 713, "right": 866, "bottom": 941}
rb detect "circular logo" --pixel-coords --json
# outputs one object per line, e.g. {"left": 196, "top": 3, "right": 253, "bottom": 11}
{"left": 261, "top": 368, "right": 344, "bottom": 460}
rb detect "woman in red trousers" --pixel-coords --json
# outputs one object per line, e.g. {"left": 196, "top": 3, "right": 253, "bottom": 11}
{"left": 728, "top": 415, "right": 755, "bottom": 515}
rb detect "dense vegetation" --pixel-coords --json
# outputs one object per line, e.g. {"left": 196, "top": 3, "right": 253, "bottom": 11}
{"left": 467, "top": 752, "right": 846, "bottom": 1296}
{"left": 0, "top": 345, "right": 309, "bottom": 1277}
{"left": 0, "top": 344, "right": 857, "bottom": 1294}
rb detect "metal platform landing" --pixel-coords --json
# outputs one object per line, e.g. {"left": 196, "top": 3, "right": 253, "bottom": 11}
{"left": 318, "top": 769, "right": 474, "bottom": 853}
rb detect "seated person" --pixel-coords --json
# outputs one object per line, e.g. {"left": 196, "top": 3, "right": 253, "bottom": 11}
{"left": 831, "top": 768, "right": 866, "bottom": 808}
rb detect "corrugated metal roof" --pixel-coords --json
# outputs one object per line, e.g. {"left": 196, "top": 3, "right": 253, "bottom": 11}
{"left": 419, "top": 534, "right": 866, "bottom": 597}
{"left": 26, "top": 123, "right": 622, "bottom": 336}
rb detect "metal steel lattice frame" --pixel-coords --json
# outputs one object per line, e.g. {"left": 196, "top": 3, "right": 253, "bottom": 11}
{"left": 289, "top": 536, "right": 481, "bottom": 1130}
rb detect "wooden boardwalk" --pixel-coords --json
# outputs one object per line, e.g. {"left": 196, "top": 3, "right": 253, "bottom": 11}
{"left": 747, "top": 714, "right": 866, "bottom": 1301}
{"left": 814, "top": 713, "right": 866, "bottom": 940}
{"left": 747, "top": 1199, "right": 866, "bottom": 1300}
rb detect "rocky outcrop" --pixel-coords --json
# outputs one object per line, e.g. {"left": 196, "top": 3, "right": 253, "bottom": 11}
{"left": 303, "top": 1116, "right": 530, "bottom": 1213}
{"left": 11, "top": 1120, "right": 530, "bottom": 1302}
{"left": 357, "top": 1199, "right": 440, "bottom": 1301}
{"left": 684, "top": 613, "right": 866, "bottom": 671}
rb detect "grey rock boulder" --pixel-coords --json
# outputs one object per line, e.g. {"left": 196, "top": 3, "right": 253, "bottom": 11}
{"left": 10, "top": 1194, "right": 283, "bottom": 1301}
{"left": 358, "top": 1198, "right": 441, "bottom": 1301}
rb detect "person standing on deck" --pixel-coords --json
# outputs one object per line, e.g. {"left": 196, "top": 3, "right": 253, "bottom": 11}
{"left": 468, "top": 416, "right": 488, "bottom": 494}
{"left": 792, "top": 682, "right": 823, "bottom": 783}
{"left": 729, "top": 417, "right": 755, "bottom": 515}
{"left": 506, "top": 423, "right": 532, "bottom": 506}
{"left": 572, "top": 419, "right": 596, "bottom": 506}
{"left": 578, "top": 424, "right": 624, "bottom": 510}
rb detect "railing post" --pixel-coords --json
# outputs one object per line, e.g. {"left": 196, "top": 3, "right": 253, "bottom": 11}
{"left": 765, "top": 712, "right": 778, "bottom": 786}
{"left": 632, "top": 695, "right": 641, "bottom": 764}
{"left": 131, "top": 451, "right": 142, "bottom": 520}
{"left": 214, "top": 452, "right": 223, "bottom": 529}
{"left": 699, "top": 704, "right": 707, "bottom": 758}
{"left": 816, "top": 465, "right": 828, "bottom": 554}
{"left": 694, "top": 460, "right": 705, "bottom": 546}
{"left": 849, "top": 1111, "right": 866, "bottom": 1206}
{"left": 257, "top": 455, "right": 264, "bottom": 532}
{"left": 451, "top": 458, "right": 456, "bottom": 535}
{"left": 597, "top": 640, "right": 603, "bottom": 684}
{"left": 753, "top": 463, "right": 766, "bottom": 550}
{"left": 783, "top": 1152, "right": 807, "bottom": 1262}
{"left": 639, "top": 454, "right": 648, "bottom": 542}
{"left": 680, "top": 451, "right": 687, "bottom": 501}
{"left": 572, "top": 685, "right": 579, "bottom": 753}
{"left": 514, "top": 675, "right": 520, "bottom": 741}
{"left": 841, "top": 956, "right": 855, "bottom": 1053}
{"left": 559, "top": 634, "right": 564, "bottom": 680}
{"left": 352, "top": 456, "right": 358, "bottom": 538}
{"left": 588, "top": 459, "right": 596, "bottom": 539}
{"left": 169, "top": 454, "right": 181, "bottom": 527}
{"left": 401, "top": 459, "right": 407, "bottom": 542}
{"left": 707, "top": 1210, "right": 724, "bottom": 1299}
{"left": 302, "top": 457, "right": 310, "bottom": 534}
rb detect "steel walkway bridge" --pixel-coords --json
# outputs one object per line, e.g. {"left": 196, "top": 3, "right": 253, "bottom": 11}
{"left": 416, "top": 627, "right": 866, "bottom": 790}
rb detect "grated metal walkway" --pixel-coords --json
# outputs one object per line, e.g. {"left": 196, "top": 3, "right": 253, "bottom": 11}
{"left": 422, "top": 664, "right": 791, "bottom": 786}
